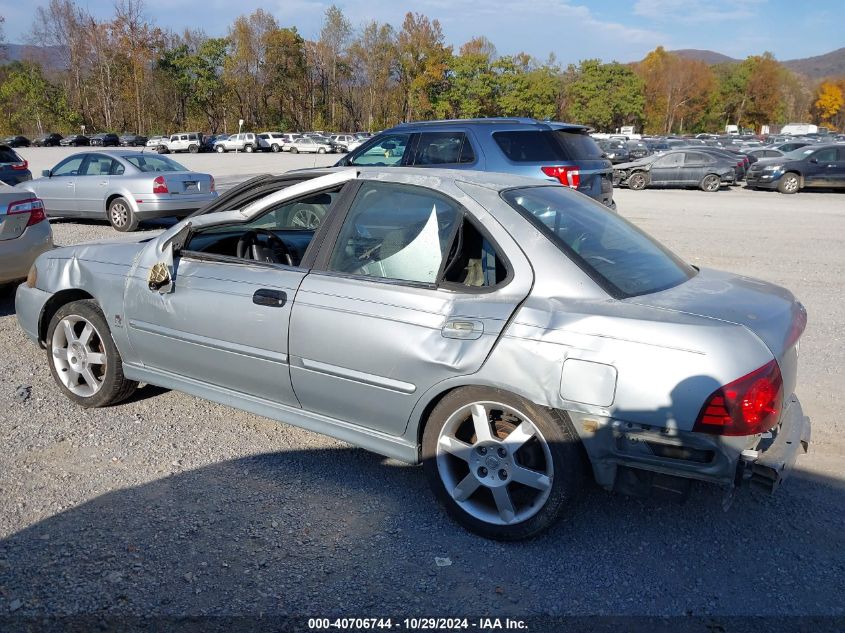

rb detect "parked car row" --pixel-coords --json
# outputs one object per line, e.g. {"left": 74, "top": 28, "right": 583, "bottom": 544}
{"left": 612, "top": 140, "right": 845, "bottom": 193}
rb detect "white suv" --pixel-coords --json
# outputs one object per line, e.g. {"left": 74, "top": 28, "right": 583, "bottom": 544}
{"left": 165, "top": 132, "right": 203, "bottom": 153}
{"left": 214, "top": 133, "right": 258, "bottom": 153}
{"left": 257, "top": 132, "right": 287, "bottom": 153}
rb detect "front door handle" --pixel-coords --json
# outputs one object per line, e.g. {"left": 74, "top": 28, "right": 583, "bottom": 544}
{"left": 442, "top": 319, "right": 483, "bottom": 340}
{"left": 253, "top": 288, "right": 287, "bottom": 307}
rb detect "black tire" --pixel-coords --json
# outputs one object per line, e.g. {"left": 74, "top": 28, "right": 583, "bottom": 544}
{"left": 700, "top": 174, "right": 721, "bottom": 192}
{"left": 422, "top": 386, "right": 584, "bottom": 540}
{"left": 270, "top": 143, "right": 280, "bottom": 153}
{"left": 46, "top": 300, "right": 138, "bottom": 408}
{"left": 317, "top": 147, "right": 326, "bottom": 154}
{"left": 188, "top": 144, "right": 199, "bottom": 154}
{"left": 244, "top": 144, "right": 255, "bottom": 153}
{"left": 290, "top": 147, "right": 298, "bottom": 154}
{"left": 628, "top": 171, "right": 647, "bottom": 190}
{"left": 156, "top": 145, "right": 169, "bottom": 154}
{"left": 108, "top": 196, "right": 139, "bottom": 232}
{"left": 778, "top": 172, "right": 800, "bottom": 194}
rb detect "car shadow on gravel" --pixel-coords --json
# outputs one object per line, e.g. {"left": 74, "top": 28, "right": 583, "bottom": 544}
{"left": 0, "top": 445, "right": 842, "bottom": 618}
{"left": 0, "top": 285, "right": 17, "bottom": 317}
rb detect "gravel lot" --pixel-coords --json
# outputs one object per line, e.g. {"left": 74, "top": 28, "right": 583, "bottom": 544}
{"left": 1, "top": 150, "right": 844, "bottom": 620}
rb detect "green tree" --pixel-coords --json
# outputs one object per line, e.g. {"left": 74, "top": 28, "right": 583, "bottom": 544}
{"left": 494, "top": 53, "right": 559, "bottom": 119}
{"left": 563, "top": 59, "right": 644, "bottom": 130}
{"left": 0, "top": 61, "right": 79, "bottom": 133}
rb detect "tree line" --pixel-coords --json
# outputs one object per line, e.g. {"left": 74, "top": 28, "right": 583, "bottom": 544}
{"left": 2, "top": 0, "right": 844, "bottom": 136}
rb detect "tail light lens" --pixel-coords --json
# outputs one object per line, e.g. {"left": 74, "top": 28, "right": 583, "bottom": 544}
{"left": 542, "top": 166, "right": 581, "bottom": 189}
{"left": 7, "top": 197, "right": 46, "bottom": 226}
{"left": 693, "top": 360, "right": 783, "bottom": 436}
{"left": 210, "top": 176, "right": 215, "bottom": 192}
{"left": 11, "top": 159, "right": 28, "bottom": 170}
{"left": 152, "top": 176, "right": 169, "bottom": 194}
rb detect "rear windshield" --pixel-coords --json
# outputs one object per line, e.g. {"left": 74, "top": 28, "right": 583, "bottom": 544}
{"left": 493, "top": 130, "right": 604, "bottom": 162}
{"left": 0, "top": 148, "right": 21, "bottom": 163}
{"left": 502, "top": 186, "right": 696, "bottom": 298}
{"left": 125, "top": 155, "right": 187, "bottom": 172}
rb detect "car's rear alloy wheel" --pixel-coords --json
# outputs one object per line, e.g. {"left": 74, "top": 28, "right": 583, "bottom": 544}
{"left": 108, "top": 197, "right": 139, "bottom": 232}
{"left": 628, "top": 172, "right": 647, "bottom": 190}
{"left": 318, "top": 147, "right": 326, "bottom": 154}
{"left": 188, "top": 144, "right": 198, "bottom": 153}
{"left": 700, "top": 174, "right": 721, "bottom": 192}
{"left": 271, "top": 143, "right": 280, "bottom": 152}
{"left": 423, "top": 387, "right": 583, "bottom": 540}
{"left": 290, "top": 147, "right": 298, "bottom": 154}
{"left": 245, "top": 145, "right": 254, "bottom": 153}
{"left": 216, "top": 145, "right": 225, "bottom": 153}
{"left": 778, "top": 173, "right": 800, "bottom": 194}
{"left": 47, "top": 300, "right": 138, "bottom": 408}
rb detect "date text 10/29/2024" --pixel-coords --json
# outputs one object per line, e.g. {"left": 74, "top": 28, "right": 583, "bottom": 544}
{"left": 308, "top": 618, "right": 528, "bottom": 630}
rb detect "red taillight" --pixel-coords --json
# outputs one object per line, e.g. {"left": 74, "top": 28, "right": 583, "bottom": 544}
{"left": 542, "top": 166, "right": 581, "bottom": 189}
{"left": 210, "top": 175, "right": 215, "bottom": 192}
{"left": 152, "top": 175, "right": 169, "bottom": 194}
{"left": 7, "top": 197, "right": 46, "bottom": 226}
{"left": 693, "top": 360, "right": 783, "bottom": 436}
{"left": 11, "top": 160, "right": 28, "bottom": 170}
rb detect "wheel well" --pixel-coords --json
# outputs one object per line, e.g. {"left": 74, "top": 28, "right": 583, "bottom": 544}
{"left": 39, "top": 289, "right": 95, "bottom": 343}
{"left": 415, "top": 387, "right": 459, "bottom": 452}
{"left": 105, "top": 193, "right": 124, "bottom": 212}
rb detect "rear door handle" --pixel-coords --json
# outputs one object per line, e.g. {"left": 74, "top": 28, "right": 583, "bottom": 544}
{"left": 442, "top": 319, "right": 483, "bottom": 340}
{"left": 253, "top": 289, "right": 287, "bottom": 307}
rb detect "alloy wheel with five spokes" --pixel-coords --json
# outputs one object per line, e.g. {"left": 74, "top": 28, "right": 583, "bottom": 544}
{"left": 423, "top": 387, "right": 584, "bottom": 540}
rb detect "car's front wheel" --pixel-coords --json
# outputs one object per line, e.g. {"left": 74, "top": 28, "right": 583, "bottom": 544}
{"left": 422, "top": 387, "right": 584, "bottom": 540}
{"left": 628, "top": 171, "right": 647, "bottom": 190}
{"left": 778, "top": 172, "right": 800, "bottom": 194}
{"left": 46, "top": 300, "right": 138, "bottom": 408}
{"left": 108, "top": 197, "right": 139, "bottom": 232}
{"left": 318, "top": 147, "right": 326, "bottom": 154}
{"left": 270, "top": 143, "right": 280, "bottom": 153}
{"left": 290, "top": 147, "right": 298, "bottom": 154}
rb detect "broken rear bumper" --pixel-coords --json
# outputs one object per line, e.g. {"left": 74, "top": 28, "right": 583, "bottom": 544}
{"left": 741, "top": 395, "right": 811, "bottom": 493}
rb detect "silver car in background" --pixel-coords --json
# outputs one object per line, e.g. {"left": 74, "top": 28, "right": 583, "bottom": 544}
{"left": 0, "top": 188, "right": 53, "bottom": 284}
{"left": 15, "top": 168, "right": 810, "bottom": 540}
{"left": 18, "top": 151, "right": 217, "bottom": 232}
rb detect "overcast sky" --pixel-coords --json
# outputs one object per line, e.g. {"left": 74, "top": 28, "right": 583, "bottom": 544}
{"left": 3, "top": 0, "right": 842, "bottom": 63}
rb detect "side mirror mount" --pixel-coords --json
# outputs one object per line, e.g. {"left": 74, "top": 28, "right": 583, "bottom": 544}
{"left": 41, "top": 169, "right": 51, "bottom": 178}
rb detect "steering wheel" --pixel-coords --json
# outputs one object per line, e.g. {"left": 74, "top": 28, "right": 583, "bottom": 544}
{"left": 236, "top": 229, "right": 294, "bottom": 266}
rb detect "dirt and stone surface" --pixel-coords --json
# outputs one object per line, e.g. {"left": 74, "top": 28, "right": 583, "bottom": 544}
{"left": 1, "top": 148, "right": 843, "bottom": 617}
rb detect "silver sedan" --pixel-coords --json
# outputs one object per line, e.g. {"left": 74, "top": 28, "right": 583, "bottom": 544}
{"left": 18, "top": 150, "right": 217, "bottom": 232}
{"left": 14, "top": 168, "right": 810, "bottom": 539}
{"left": 0, "top": 188, "right": 53, "bottom": 284}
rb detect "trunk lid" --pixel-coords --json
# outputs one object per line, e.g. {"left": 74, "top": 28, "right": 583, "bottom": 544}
{"left": 155, "top": 172, "right": 214, "bottom": 196}
{"left": 627, "top": 267, "right": 806, "bottom": 394}
{"left": 0, "top": 192, "right": 38, "bottom": 241}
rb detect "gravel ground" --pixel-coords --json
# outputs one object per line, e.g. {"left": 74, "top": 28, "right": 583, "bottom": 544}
{"left": 1, "top": 164, "right": 844, "bottom": 619}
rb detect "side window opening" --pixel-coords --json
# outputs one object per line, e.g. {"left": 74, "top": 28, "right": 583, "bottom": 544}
{"left": 442, "top": 218, "right": 507, "bottom": 288}
{"left": 183, "top": 187, "right": 343, "bottom": 267}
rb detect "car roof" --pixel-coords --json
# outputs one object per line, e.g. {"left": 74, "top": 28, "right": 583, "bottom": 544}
{"left": 384, "top": 117, "right": 590, "bottom": 133}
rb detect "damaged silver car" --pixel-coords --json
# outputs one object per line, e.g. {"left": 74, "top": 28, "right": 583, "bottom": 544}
{"left": 15, "top": 168, "right": 810, "bottom": 540}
